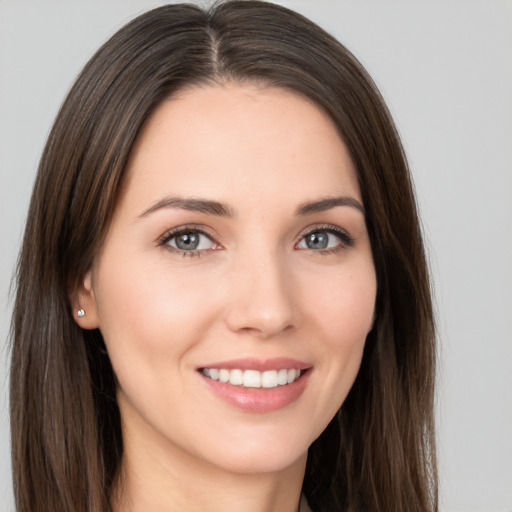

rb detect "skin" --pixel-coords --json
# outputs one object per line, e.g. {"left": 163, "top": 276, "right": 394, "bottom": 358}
{"left": 74, "top": 84, "right": 377, "bottom": 512}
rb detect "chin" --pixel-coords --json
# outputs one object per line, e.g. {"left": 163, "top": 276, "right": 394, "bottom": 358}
{"left": 207, "top": 445, "right": 308, "bottom": 476}
{"left": 186, "top": 423, "right": 314, "bottom": 476}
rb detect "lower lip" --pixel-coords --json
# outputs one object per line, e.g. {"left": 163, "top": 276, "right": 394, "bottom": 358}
{"left": 200, "top": 370, "right": 311, "bottom": 413}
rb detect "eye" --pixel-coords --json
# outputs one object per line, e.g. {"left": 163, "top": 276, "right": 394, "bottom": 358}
{"left": 159, "top": 227, "right": 220, "bottom": 256}
{"left": 296, "top": 227, "right": 354, "bottom": 252}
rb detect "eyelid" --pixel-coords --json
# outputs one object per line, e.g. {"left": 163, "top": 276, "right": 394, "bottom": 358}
{"left": 156, "top": 223, "right": 354, "bottom": 256}
{"left": 157, "top": 224, "right": 222, "bottom": 254}
{"left": 295, "top": 223, "right": 355, "bottom": 250}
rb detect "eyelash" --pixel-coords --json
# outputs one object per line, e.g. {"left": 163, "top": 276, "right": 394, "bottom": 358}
{"left": 296, "top": 224, "right": 355, "bottom": 255}
{"left": 158, "top": 225, "right": 219, "bottom": 258}
{"left": 157, "top": 224, "right": 355, "bottom": 258}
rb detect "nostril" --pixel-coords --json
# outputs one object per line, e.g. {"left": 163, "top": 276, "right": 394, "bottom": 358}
{"left": 234, "top": 323, "right": 294, "bottom": 339}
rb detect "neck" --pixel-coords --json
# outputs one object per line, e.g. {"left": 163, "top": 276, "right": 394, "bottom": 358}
{"left": 111, "top": 416, "right": 307, "bottom": 512}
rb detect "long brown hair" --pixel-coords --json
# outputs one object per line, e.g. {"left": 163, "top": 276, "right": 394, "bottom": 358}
{"left": 10, "top": 2, "right": 437, "bottom": 511}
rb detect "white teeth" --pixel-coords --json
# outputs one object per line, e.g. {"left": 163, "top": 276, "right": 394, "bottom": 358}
{"left": 277, "top": 369, "right": 288, "bottom": 385}
{"left": 261, "top": 370, "right": 278, "bottom": 388}
{"left": 201, "top": 368, "right": 302, "bottom": 388}
{"left": 243, "top": 370, "right": 261, "bottom": 388}
{"left": 229, "top": 369, "right": 243, "bottom": 386}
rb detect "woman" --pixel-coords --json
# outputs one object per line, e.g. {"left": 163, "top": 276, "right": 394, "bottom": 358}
{"left": 10, "top": 2, "right": 437, "bottom": 511}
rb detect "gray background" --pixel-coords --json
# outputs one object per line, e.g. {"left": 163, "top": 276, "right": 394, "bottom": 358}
{"left": 1, "top": 1, "right": 511, "bottom": 511}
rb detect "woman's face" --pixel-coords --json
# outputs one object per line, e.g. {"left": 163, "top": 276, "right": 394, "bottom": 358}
{"left": 77, "top": 84, "right": 376, "bottom": 475}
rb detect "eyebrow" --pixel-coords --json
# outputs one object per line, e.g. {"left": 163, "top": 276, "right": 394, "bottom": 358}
{"left": 138, "top": 196, "right": 236, "bottom": 218}
{"left": 295, "top": 196, "right": 365, "bottom": 216}
{"left": 138, "top": 194, "right": 364, "bottom": 219}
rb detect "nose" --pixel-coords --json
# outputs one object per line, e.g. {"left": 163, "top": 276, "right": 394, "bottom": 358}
{"left": 224, "top": 249, "right": 298, "bottom": 339}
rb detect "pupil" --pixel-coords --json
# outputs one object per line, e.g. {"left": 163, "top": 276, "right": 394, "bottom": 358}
{"left": 307, "top": 232, "right": 328, "bottom": 249}
{"left": 176, "top": 232, "right": 199, "bottom": 250}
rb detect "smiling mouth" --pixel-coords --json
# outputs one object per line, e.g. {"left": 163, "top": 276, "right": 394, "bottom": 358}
{"left": 201, "top": 368, "right": 303, "bottom": 389}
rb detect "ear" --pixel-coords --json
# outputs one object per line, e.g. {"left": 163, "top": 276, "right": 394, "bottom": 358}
{"left": 70, "top": 271, "right": 100, "bottom": 330}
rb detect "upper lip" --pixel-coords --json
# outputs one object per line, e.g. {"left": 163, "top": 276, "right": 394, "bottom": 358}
{"left": 197, "top": 357, "right": 312, "bottom": 372}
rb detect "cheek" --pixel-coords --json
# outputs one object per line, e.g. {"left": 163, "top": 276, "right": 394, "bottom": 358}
{"left": 92, "top": 254, "right": 225, "bottom": 368}
{"left": 91, "top": 256, "right": 223, "bottom": 424}
{"left": 311, "top": 262, "right": 376, "bottom": 345}
{"left": 327, "top": 269, "right": 375, "bottom": 377}
{"left": 302, "top": 263, "right": 376, "bottom": 425}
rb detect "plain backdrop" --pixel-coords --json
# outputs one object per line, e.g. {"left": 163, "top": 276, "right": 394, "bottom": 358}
{"left": 0, "top": 1, "right": 511, "bottom": 511}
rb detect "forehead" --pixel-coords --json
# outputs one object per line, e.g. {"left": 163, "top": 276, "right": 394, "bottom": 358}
{"left": 121, "top": 83, "right": 360, "bottom": 213}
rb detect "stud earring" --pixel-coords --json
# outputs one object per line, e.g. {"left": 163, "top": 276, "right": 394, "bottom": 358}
{"left": 77, "top": 309, "right": 85, "bottom": 318}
